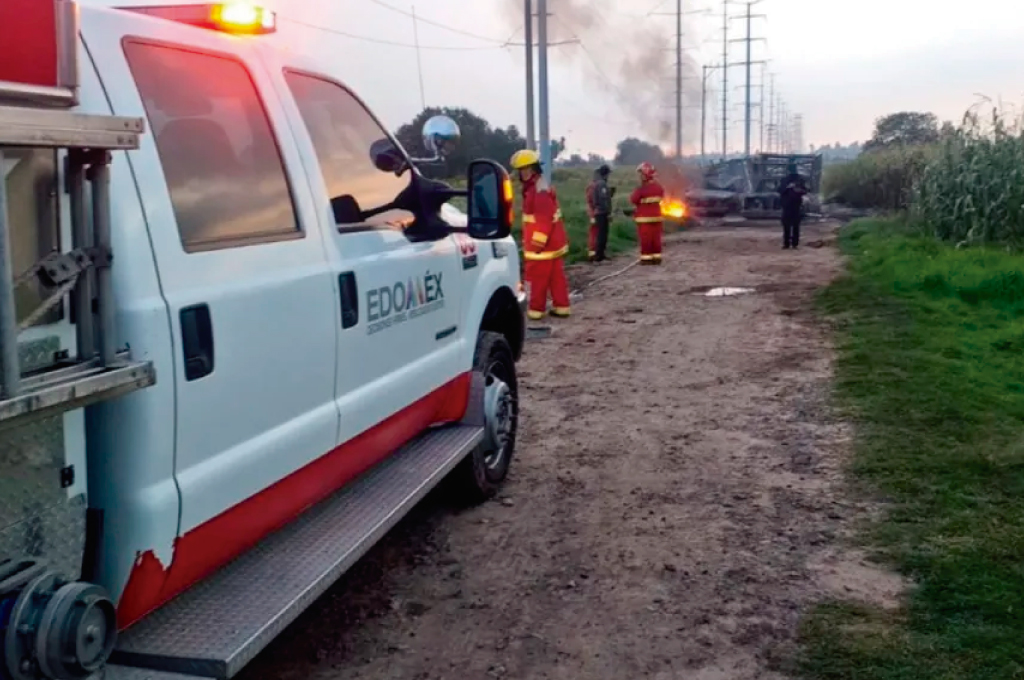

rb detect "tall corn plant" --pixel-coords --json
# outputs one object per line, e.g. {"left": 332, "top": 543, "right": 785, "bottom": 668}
{"left": 912, "top": 108, "right": 1024, "bottom": 246}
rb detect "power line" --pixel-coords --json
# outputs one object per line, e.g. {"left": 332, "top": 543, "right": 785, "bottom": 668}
{"left": 366, "top": 0, "right": 515, "bottom": 44}
{"left": 279, "top": 15, "right": 516, "bottom": 50}
{"left": 549, "top": 16, "right": 632, "bottom": 110}
{"left": 411, "top": 5, "right": 426, "bottom": 108}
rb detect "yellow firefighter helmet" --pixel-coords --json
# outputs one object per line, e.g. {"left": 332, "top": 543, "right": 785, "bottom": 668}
{"left": 510, "top": 149, "right": 542, "bottom": 169}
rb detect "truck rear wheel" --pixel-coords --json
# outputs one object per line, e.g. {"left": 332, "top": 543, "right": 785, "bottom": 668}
{"left": 451, "top": 331, "right": 518, "bottom": 504}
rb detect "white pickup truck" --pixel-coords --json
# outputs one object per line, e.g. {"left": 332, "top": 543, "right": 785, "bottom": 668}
{"left": 0, "top": 2, "right": 525, "bottom": 678}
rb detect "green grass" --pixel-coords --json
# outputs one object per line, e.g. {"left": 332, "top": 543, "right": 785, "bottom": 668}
{"left": 548, "top": 167, "right": 638, "bottom": 262}
{"left": 799, "top": 217, "right": 1024, "bottom": 679}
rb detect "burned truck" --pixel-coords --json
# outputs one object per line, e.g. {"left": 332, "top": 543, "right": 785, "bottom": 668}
{"left": 686, "top": 153, "right": 823, "bottom": 219}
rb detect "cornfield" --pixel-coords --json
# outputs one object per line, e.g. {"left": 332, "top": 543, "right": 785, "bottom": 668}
{"left": 822, "top": 145, "right": 935, "bottom": 211}
{"left": 912, "top": 109, "right": 1024, "bottom": 246}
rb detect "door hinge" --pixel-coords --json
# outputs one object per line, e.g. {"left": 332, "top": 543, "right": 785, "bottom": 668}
{"left": 60, "top": 465, "right": 75, "bottom": 488}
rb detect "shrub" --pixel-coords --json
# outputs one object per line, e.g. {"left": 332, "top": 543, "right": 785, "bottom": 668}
{"left": 822, "top": 145, "right": 935, "bottom": 211}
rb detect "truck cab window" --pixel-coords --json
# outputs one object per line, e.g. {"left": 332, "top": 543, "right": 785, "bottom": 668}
{"left": 283, "top": 72, "right": 413, "bottom": 228}
{"left": 124, "top": 41, "right": 299, "bottom": 251}
{"left": 2, "top": 148, "right": 61, "bottom": 326}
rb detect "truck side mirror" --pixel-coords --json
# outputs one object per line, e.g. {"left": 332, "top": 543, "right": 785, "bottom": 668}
{"left": 409, "top": 115, "right": 460, "bottom": 164}
{"left": 466, "top": 159, "right": 512, "bottom": 240}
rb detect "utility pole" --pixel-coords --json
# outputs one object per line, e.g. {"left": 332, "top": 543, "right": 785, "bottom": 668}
{"left": 721, "top": 0, "right": 728, "bottom": 159}
{"left": 537, "top": 0, "right": 551, "bottom": 181}
{"left": 766, "top": 73, "right": 775, "bottom": 151}
{"left": 675, "top": 0, "right": 682, "bottom": 161}
{"left": 524, "top": 0, "right": 535, "bottom": 150}
{"left": 411, "top": 5, "right": 426, "bottom": 109}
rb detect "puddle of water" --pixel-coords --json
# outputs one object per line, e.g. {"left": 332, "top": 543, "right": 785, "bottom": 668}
{"left": 702, "top": 287, "right": 755, "bottom": 297}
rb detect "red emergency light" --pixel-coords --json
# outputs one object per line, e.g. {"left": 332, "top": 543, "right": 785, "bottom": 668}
{"left": 121, "top": 3, "right": 277, "bottom": 35}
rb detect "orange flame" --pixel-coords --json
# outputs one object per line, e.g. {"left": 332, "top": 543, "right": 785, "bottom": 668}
{"left": 660, "top": 198, "right": 687, "bottom": 220}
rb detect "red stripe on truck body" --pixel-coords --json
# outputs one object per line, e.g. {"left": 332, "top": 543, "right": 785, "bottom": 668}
{"left": 116, "top": 373, "right": 472, "bottom": 629}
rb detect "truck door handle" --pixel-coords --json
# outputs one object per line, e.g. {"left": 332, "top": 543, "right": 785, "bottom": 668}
{"left": 180, "top": 304, "right": 214, "bottom": 381}
{"left": 338, "top": 272, "right": 358, "bottom": 329}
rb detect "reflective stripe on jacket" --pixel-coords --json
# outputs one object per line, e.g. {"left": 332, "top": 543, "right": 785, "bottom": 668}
{"left": 630, "top": 179, "right": 665, "bottom": 224}
{"left": 521, "top": 177, "right": 569, "bottom": 260}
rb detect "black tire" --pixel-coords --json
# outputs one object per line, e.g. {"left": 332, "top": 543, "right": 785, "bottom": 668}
{"left": 450, "top": 331, "right": 519, "bottom": 504}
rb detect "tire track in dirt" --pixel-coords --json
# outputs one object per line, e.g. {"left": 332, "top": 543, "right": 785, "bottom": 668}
{"left": 238, "top": 221, "right": 895, "bottom": 680}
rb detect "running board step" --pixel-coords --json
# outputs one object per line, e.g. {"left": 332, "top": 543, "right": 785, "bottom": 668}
{"left": 110, "top": 423, "right": 485, "bottom": 679}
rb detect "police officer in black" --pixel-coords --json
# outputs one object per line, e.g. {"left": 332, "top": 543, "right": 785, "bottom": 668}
{"left": 778, "top": 162, "right": 808, "bottom": 249}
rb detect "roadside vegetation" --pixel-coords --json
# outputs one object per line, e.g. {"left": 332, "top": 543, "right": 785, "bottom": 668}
{"left": 800, "top": 111, "right": 1024, "bottom": 680}
{"left": 823, "top": 108, "right": 1024, "bottom": 246}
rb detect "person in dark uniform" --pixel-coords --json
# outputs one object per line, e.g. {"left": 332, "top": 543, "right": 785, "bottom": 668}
{"left": 587, "top": 164, "right": 614, "bottom": 262}
{"left": 778, "top": 162, "right": 808, "bottom": 249}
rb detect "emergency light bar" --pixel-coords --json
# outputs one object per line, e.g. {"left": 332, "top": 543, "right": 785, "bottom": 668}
{"left": 120, "top": 3, "right": 277, "bottom": 35}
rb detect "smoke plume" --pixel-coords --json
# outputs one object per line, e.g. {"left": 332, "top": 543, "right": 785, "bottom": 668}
{"left": 501, "top": 0, "right": 702, "bottom": 150}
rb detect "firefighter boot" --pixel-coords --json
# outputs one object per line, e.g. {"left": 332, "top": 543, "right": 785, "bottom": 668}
{"left": 548, "top": 260, "right": 571, "bottom": 318}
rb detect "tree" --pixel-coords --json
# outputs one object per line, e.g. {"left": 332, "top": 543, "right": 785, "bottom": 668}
{"left": 864, "top": 111, "right": 940, "bottom": 151}
{"left": 394, "top": 107, "right": 527, "bottom": 178}
{"left": 939, "top": 121, "right": 957, "bottom": 141}
{"left": 614, "top": 137, "right": 665, "bottom": 166}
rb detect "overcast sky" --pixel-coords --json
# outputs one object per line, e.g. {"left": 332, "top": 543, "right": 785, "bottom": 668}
{"left": 87, "top": 0, "right": 1024, "bottom": 158}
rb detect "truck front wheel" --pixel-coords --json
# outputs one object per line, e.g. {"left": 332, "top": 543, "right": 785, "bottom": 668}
{"left": 452, "top": 331, "right": 518, "bottom": 504}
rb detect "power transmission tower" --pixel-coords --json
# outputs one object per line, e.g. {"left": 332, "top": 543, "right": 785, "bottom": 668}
{"left": 649, "top": 3, "right": 710, "bottom": 161}
{"left": 727, "top": 0, "right": 764, "bottom": 157}
{"left": 700, "top": 63, "right": 721, "bottom": 164}
{"left": 720, "top": 0, "right": 728, "bottom": 159}
{"left": 524, "top": 0, "right": 535, "bottom": 149}
{"left": 779, "top": 100, "right": 789, "bottom": 152}
{"left": 792, "top": 113, "right": 804, "bottom": 153}
{"left": 766, "top": 72, "right": 775, "bottom": 152}
{"left": 676, "top": 0, "right": 682, "bottom": 160}
{"left": 758, "top": 62, "right": 765, "bottom": 152}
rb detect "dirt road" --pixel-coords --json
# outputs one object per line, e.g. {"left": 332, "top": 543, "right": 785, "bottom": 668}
{"left": 239, "top": 221, "right": 890, "bottom": 680}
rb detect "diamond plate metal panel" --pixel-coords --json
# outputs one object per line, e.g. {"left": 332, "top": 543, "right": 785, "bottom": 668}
{"left": 0, "top": 337, "right": 84, "bottom": 580}
{"left": 112, "top": 425, "right": 484, "bottom": 679}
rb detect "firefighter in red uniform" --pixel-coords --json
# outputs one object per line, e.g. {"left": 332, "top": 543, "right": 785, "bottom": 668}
{"left": 510, "top": 149, "right": 571, "bottom": 320}
{"left": 629, "top": 162, "right": 665, "bottom": 264}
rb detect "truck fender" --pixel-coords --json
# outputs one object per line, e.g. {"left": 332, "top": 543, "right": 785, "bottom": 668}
{"left": 461, "top": 248, "right": 525, "bottom": 366}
